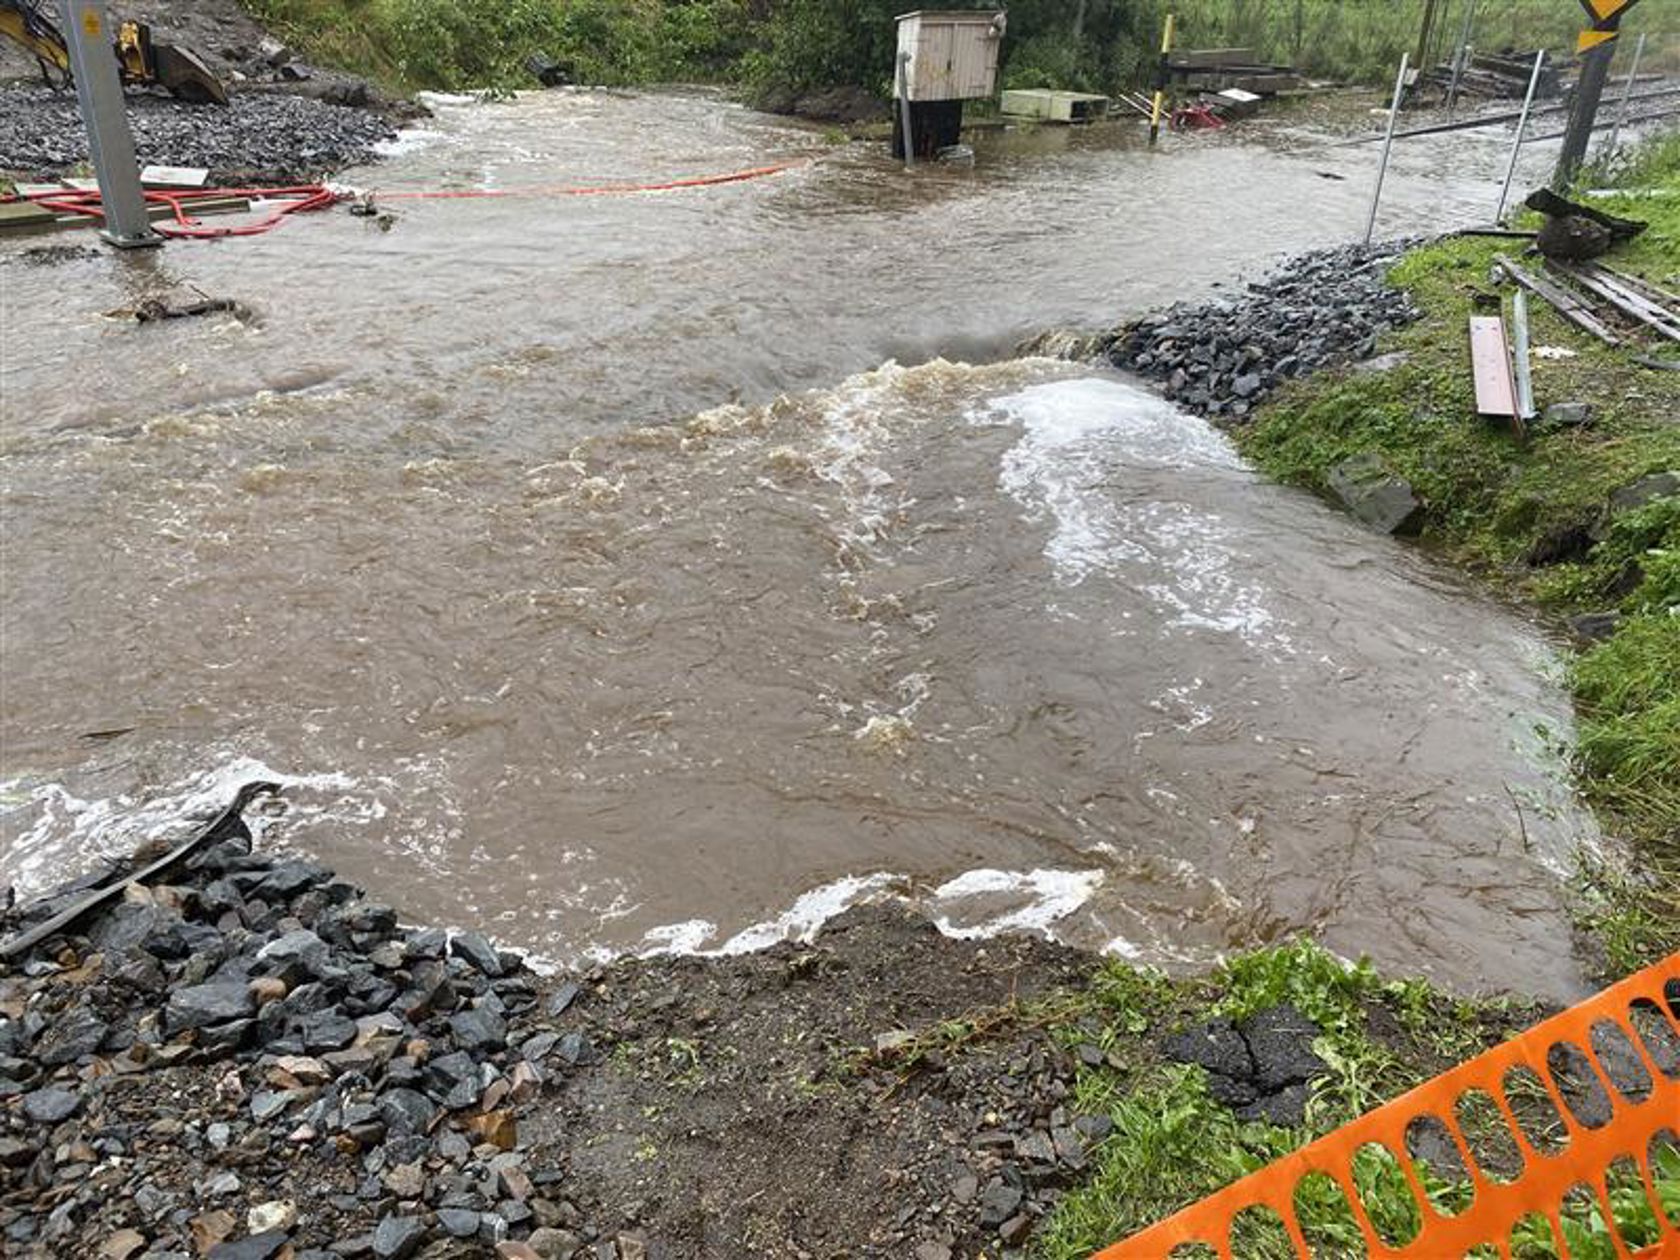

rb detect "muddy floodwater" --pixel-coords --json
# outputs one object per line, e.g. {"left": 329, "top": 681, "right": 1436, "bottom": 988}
{"left": 1, "top": 90, "right": 1599, "bottom": 998}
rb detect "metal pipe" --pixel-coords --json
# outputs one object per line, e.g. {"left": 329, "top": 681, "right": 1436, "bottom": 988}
{"left": 1606, "top": 32, "right": 1648, "bottom": 155}
{"left": 896, "top": 51, "right": 915, "bottom": 168}
{"left": 1495, "top": 50, "right": 1546, "bottom": 225}
{"left": 1511, "top": 290, "right": 1535, "bottom": 422}
{"left": 1365, "top": 53, "right": 1409, "bottom": 247}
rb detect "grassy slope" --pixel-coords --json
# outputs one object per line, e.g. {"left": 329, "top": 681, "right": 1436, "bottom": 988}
{"left": 1236, "top": 137, "right": 1680, "bottom": 975}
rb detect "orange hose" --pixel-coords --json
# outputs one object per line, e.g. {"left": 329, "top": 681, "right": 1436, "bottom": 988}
{"left": 8, "top": 160, "right": 802, "bottom": 240}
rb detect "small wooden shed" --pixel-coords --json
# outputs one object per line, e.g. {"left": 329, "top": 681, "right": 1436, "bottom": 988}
{"left": 894, "top": 10, "right": 1006, "bottom": 103}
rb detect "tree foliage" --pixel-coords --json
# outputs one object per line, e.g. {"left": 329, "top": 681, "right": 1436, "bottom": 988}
{"left": 245, "top": 0, "right": 1668, "bottom": 96}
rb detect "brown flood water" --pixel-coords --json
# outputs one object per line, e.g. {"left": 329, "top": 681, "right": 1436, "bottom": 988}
{"left": 0, "top": 89, "right": 1596, "bottom": 998}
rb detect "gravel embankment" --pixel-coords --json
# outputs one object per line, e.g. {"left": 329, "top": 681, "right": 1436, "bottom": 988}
{"left": 0, "top": 783, "right": 1120, "bottom": 1259}
{"left": 1102, "top": 241, "right": 1423, "bottom": 420}
{"left": 0, "top": 88, "right": 395, "bottom": 184}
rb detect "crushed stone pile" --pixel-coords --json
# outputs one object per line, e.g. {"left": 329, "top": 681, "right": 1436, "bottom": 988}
{"left": 0, "top": 87, "right": 394, "bottom": 183}
{"left": 1103, "top": 241, "right": 1423, "bottom": 420}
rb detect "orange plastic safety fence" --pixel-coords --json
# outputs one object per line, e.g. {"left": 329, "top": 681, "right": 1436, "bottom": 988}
{"left": 1094, "top": 952, "right": 1680, "bottom": 1260}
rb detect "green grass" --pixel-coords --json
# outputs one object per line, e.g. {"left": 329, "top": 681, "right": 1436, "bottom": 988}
{"left": 1236, "top": 129, "right": 1680, "bottom": 973}
{"left": 1031, "top": 940, "right": 1680, "bottom": 1258}
{"left": 1034, "top": 940, "right": 1538, "bottom": 1259}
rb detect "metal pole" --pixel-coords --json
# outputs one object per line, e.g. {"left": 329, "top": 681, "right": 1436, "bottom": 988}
{"left": 58, "top": 0, "right": 157, "bottom": 248}
{"left": 1445, "top": 0, "right": 1477, "bottom": 118}
{"left": 1148, "top": 12, "right": 1175, "bottom": 148}
{"left": 896, "top": 51, "right": 915, "bottom": 168}
{"left": 1364, "top": 53, "right": 1409, "bottom": 247}
{"left": 1605, "top": 31, "right": 1648, "bottom": 155}
{"left": 1554, "top": 27, "right": 1619, "bottom": 188}
{"left": 1446, "top": 42, "right": 1471, "bottom": 119}
{"left": 1414, "top": 0, "right": 1441, "bottom": 75}
{"left": 1495, "top": 51, "right": 1546, "bottom": 225}
{"left": 1511, "top": 290, "right": 1535, "bottom": 422}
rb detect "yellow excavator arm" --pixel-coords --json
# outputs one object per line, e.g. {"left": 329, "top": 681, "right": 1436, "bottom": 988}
{"left": 1, "top": 0, "right": 227, "bottom": 103}
{"left": 0, "top": 0, "right": 69, "bottom": 77}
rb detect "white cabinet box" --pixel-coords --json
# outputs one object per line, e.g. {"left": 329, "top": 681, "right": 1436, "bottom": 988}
{"left": 895, "top": 10, "right": 1006, "bottom": 102}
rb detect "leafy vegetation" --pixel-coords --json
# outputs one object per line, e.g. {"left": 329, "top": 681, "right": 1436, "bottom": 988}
{"left": 1238, "top": 130, "right": 1680, "bottom": 972}
{"left": 1168, "top": 0, "right": 1673, "bottom": 86}
{"left": 241, "top": 0, "right": 1675, "bottom": 98}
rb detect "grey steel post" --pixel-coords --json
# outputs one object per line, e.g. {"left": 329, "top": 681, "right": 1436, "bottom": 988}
{"left": 1554, "top": 28, "right": 1619, "bottom": 188}
{"left": 59, "top": 0, "right": 157, "bottom": 247}
{"left": 1494, "top": 50, "right": 1546, "bottom": 225}
{"left": 1364, "top": 53, "right": 1409, "bottom": 247}
{"left": 1446, "top": 0, "right": 1476, "bottom": 117}
{"left": 1511, "top": 290, "right": 1535, "bottom": 422}
{"left": 896, "top": 51, "right": 915, "bottom": 168}
{"left": 1605, "top": 32, "right": 1648, "bottom": 155}
{"left": 1446, "top": 42, "right": 1470, "bottom": 118}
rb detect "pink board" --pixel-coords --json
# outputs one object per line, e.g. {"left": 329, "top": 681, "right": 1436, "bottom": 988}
{"left": 1469, "top": 315, "right": 1518, "bottom": 420}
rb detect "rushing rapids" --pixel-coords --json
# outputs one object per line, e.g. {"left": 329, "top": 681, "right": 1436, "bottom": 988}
{"left": 2, "top": 88, "right": 1596, "bottom": 999}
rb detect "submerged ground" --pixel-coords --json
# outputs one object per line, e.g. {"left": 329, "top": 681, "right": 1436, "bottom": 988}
{"left": 0, "top": 89, "right": 1618, "bottom": 999}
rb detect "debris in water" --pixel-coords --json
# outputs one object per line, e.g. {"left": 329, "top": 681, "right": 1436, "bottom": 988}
{"left": 109, "top": 286, "right": 253, "bottom": 324}
{"left": 854, "top": 713, "right": 915, "bottom": 752}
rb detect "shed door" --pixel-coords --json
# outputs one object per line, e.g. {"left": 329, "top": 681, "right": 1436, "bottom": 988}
{"left": 913, "top": 23, "right": 956, "bottom": 100}
{"left": 952, "top": 25, "right": 1002, "bottom": 98}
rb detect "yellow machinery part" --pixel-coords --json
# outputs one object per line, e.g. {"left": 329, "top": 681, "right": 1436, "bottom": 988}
{"left": 0, "top": 2, "right": 70, "bottom": 77}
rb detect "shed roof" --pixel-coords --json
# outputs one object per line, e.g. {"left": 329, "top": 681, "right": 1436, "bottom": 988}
{"left": 894, "top": 10, "right": 1006, "bottom": 23}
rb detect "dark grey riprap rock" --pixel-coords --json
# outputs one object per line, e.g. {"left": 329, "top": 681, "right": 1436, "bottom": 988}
{"left": 165, "top": 980, "right": 255, "bottom": 1031}
{"left": 1104, "top": 241, "right": 1422, "bottom": 421}
{"left": 371, "top": 1214, "right": 428, "bottom": 1260}
{"left": 20, "top": 1086, "right": 81, "bottom": 1124}
{"left": 1327, "top": 451, "right": 1426, "bottom": 536}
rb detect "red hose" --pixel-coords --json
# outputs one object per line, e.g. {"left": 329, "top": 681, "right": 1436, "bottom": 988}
{"left": 378, "top": 162, "right": 800, "bottom": 200}
{"left": 7, "top": 160, "right": 802, "bottom": 240}
{"left": 23, "top": 185, "right": 341, "bottom": 239}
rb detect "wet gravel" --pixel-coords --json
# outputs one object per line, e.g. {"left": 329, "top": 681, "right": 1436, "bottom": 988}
{"left": 1100, "top": 241, "right": 1423, "bottom": 420}
{"left": 0, "top": 87, "right": 395, "bottom": 183}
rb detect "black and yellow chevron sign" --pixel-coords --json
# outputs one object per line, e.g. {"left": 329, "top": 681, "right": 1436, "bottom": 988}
{"left": 1577, "top": 0, "right": 1642, "bottom": 52}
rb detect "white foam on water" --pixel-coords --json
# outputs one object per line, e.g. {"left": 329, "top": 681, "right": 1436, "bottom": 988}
{"left": 413, "top": 91, "right": 485, "bottom": 109}
{"left": 622, "top": 865, "right": 1108, "bottom": 962}
{"left": 974, "top": 378, "right": 1287, "bottom": 649}
{"left": 926, "top": 867, "right": 1105, "bottom": 939}
{"left": 1, "top": 756, "right": 367, "bottom": 900}
{"left": 718, "top": 872, "right": 905, "bottom": 953}
{"left": 372, "top": 128, "right": 448, "bottom": 159}
{"left": 640, "top": 918, "right": 719, "bottom": 954}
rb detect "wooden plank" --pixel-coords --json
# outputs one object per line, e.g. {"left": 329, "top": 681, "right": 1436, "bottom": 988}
{"left": 1495, "top": 256, "right": 1622, "bottom": 346}
{"left": 1470, "top": 315, "right": 1519, "bottom": 421}
{"left": 140, "top": 164, "right": 210, "bottom": 190}
{"left": 1602, "top": 265, "right": 1680, "bottom": 309}
{"left": 1561, "top": 262, "right": 1680, "bottom": 343}
{"left": 1171, "top": 47, "right": 1259, "bottom": 69}
{"left": 0, "top": 200, "right": 57, "bottom": 229}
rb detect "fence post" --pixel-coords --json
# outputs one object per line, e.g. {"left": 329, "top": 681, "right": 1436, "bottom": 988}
{"left": 1364, "top": 53, "right": 1409, "bottom": 246}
